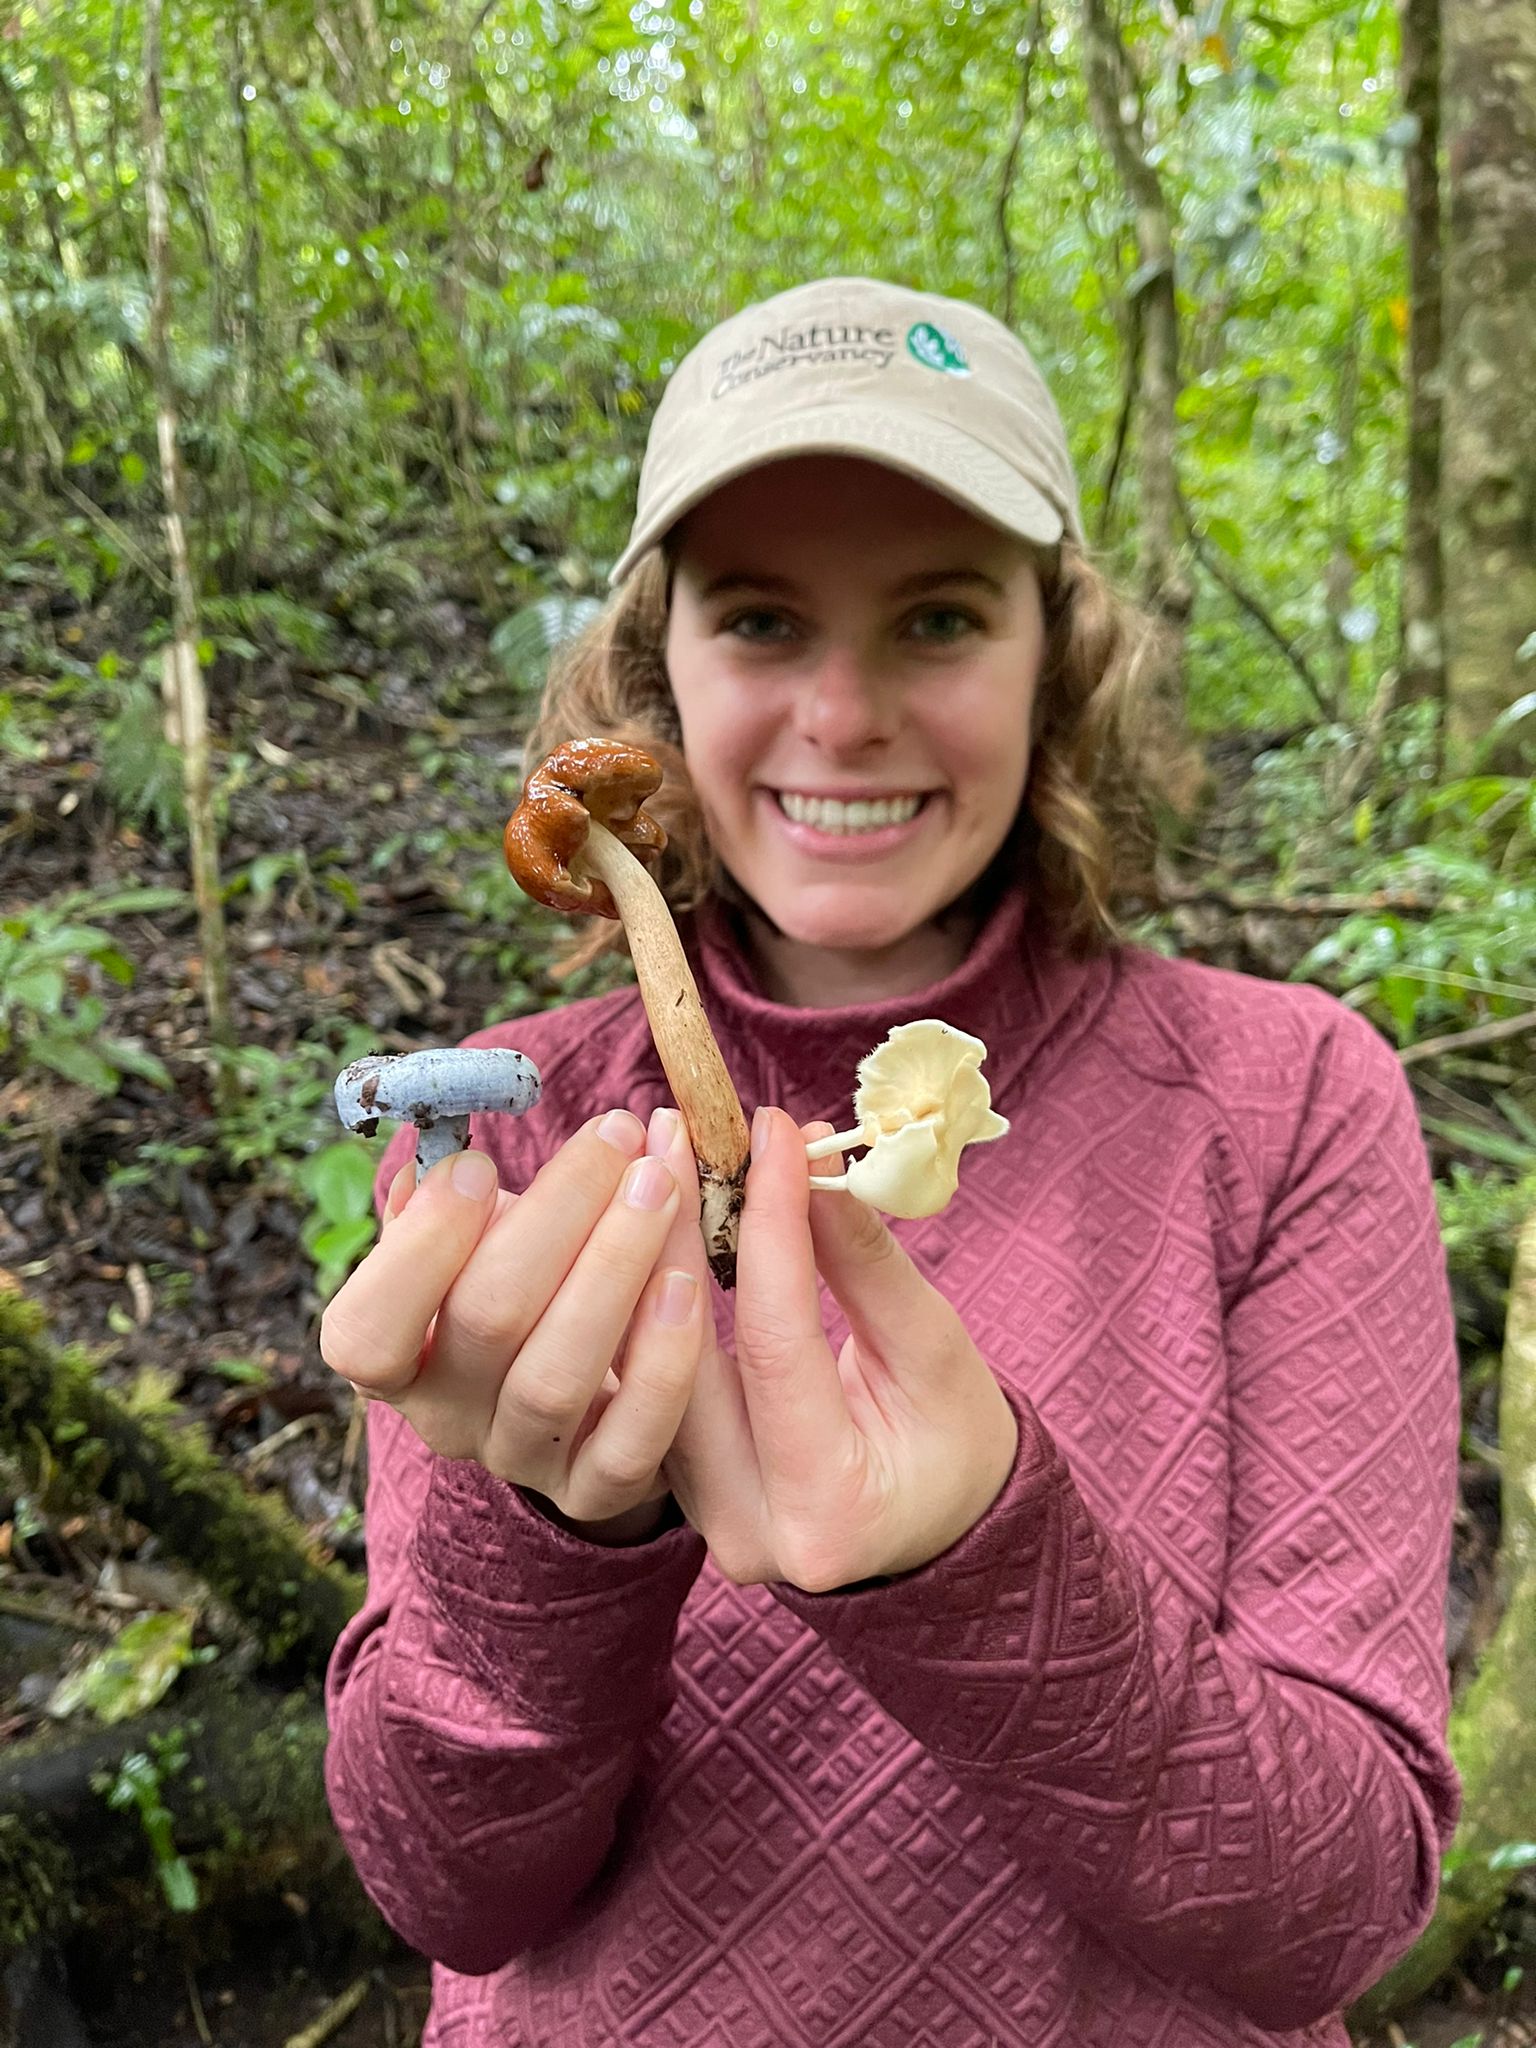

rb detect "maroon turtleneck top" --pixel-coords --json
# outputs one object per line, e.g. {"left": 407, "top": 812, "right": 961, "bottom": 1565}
{"left": 324, "top": 886, "right": 1460, "bottom": 2047}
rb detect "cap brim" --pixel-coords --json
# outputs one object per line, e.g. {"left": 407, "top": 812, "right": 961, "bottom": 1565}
{"left": 608, "top": 402, "right": 1070, "bottom": 585}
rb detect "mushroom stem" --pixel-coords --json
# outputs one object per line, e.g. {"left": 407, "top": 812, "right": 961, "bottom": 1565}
{"left": 578, "top": 818, "right": 750, "bottom": 1288}
{"left": 803, "top": 1125, "right": 869, "bottom": 1160}
{"left": 807, "top": 1173, "right": 852, "bottom": 1192}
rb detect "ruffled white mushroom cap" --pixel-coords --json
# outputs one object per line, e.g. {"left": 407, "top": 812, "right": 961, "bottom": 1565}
{"left": 806, "top": 1019, "right": 1009, "bottom": 1219}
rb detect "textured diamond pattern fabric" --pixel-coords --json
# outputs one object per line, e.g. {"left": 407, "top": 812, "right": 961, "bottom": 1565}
{"left": 323, "top": 887, "right": 1460, "bottom": 2046}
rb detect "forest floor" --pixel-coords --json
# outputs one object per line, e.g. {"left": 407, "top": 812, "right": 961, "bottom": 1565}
{"left": 0, "top": 595, "right": 1525, "bottom": 2046}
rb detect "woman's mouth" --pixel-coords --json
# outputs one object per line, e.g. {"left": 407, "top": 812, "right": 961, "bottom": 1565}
{"left": 766, "top": 789, "right": 934, "bottom": 856}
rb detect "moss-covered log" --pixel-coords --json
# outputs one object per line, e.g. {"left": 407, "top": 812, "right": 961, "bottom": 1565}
{"left": 0, "top": 1290, "right": 361, "bottom": 1678}
{"left": 1351, "top": 1205, "right": 1536, "bottom": 2025}
{"left": 0, "top": 1667, "right": 381, "bottom": 1969}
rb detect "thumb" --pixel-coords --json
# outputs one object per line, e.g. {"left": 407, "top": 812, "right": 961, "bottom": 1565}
{"left": 803, "top": 1122, "right": 953, "bottom": 1369}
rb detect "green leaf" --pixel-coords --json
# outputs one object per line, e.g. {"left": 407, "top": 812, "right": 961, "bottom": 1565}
{"left": 49, "top": 1611, "right": 198, "bottom": 1724}
{"left": 207, "top": 1356, "right": 268, "bottom": 1384}
{"left": 30, "top": 1034, "right": 123, "bottom": 1094}
{"left": 70, "top": 887, "right": 184, "bottom": 917}
{"left": 1376, "top": 973, "right": 1419, "bottom": 1044}
{"left": 1420, "top": 1116, "right": 1536, "bottom": 1172}
{"left": 1488, "top": 1841, "right": 1536, "bottom": 1872}
{"left": 308, "top": 1214, "right": 377, "bottom": 1274}
{"left": 1200, "top": 515, "right": 1244, "bottom": 556}
{"left": 299, "top": 1138, "right": 381, "bottom": 1225}
{"left": 97, "top": 1037, "right": 174, "bottom": 1089}
{"left": 6, "top": 966, "right": 66, "bottom": 1014}
{"left": 489, "top": 595, "right": 603, "bottom": 690}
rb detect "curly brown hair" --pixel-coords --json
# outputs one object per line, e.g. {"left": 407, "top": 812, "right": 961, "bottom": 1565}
{"left": 523, "top": 540, "right": 1188, "bottom": 971}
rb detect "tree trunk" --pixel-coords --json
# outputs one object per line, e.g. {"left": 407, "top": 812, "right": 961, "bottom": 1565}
{"left": 142, "top": 0, "right": 237, "bottom": 1104}
{"left": 1350, "top": 1204, "right": 1536, "bottom": 2022}
{"left": 1397, "top": 0, "right": 1448, "bottom": 736}
{"left": 1077, "top": 0, "right": 1195, "bottom": 672}
{"left": 1440, "top": 0, "right": 1536, "bottom": 766}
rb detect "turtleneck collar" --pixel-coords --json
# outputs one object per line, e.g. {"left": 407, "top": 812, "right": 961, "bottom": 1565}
{"left": 682, "top": 882, "right": 1110, "bottom": 1124}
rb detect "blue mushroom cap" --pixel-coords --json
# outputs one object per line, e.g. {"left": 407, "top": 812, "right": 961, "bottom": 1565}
{"left": 333, "top": 1046, "right": 542, "bottom": 1138}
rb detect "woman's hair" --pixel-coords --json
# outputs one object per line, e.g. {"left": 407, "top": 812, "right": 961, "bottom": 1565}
{"left": 523, "top": 538, "right": 1189, "bottom": 971}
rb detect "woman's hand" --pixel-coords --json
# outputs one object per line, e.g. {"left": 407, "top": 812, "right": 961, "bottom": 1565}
{"left": 664, "top": 1108, "right": 1020, "bottom": 1594}
{"left": 317, "top": 1109, "right": 708, "bottom": 1541}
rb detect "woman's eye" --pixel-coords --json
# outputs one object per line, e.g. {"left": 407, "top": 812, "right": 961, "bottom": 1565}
{"left": 724, "top": 608, "right": 797, "bottom": 645}
{"left": 906, "top": 605, "right": 980, "bottom": 644}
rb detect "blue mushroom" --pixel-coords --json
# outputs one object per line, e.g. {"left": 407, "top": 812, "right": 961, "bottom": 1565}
{"left": 333, "top": 1046, "right": 542, "bottom": 1181}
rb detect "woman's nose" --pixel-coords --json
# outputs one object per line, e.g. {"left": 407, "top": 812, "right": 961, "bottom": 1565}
{"left": 794, "top": 644, "right": 898, "bottom": 752}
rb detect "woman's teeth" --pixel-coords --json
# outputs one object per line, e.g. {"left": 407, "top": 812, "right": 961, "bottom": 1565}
{"left": 775, "top": 792, "right": 924, "bottom": 833}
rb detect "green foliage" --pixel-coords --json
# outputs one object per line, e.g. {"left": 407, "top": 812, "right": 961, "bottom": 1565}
{"left": 92, "top": 1731, "right": 200, "bottom": 1914}
{"left": 0, "top": 0, "right": 1418, "bottom": 710}
{"left": 1294, "top": 766, "right": 1536, "bottom": 1049}
{"left": 0, "top": 885, "right": 184, "bottom": 1095}
{"left": 48, "top": 1609, "right": 211, "bottom": 1725}
{"left": 1436, "top": 1165, "right": 1536, "bottom": 1279}
{"left": 490, "top": 593, "right": 605, "bottom": 693}
{"left": 298, "top": 1140, "right": 384, "bottom": 1302}
{"left": 98, "top": 668, "right": 188, "bottom": 842}
{"left": 210, "top": 1030, "right": 385, "bottom": 1296}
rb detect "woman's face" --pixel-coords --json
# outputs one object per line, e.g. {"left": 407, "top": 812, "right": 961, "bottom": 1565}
{"left": 665, "top": 454, "right": 1046, "bottom": 963}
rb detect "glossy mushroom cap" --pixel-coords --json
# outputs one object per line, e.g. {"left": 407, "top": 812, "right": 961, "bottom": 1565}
{"left": 503, "top": 737, "right": 668, "bottom": 918}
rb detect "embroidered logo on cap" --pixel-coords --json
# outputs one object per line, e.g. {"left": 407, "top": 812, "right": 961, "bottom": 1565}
{"left": 906, "top": 322, "right": 970, "bottom": 376}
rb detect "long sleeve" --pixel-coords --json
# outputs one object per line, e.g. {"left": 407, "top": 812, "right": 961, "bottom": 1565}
{"left": 323, "top": 1123, "right": 708, "bottom": 1976}
{"left": 774, "top": 1006, "right": 1461, "bottom": 2031}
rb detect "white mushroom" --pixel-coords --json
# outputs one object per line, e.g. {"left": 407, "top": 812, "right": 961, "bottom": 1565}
{"left": 805, "top": 1019, "right": 1009, "bottom": 1219}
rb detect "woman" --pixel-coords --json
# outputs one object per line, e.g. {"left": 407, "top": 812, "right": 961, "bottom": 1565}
{"left": 321, "top": 278, "right": 1460, "bottom": 2047}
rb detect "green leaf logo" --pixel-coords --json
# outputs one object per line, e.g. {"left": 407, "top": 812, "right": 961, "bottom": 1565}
{"left": 906, "top": 322, "right": 970, "bottom": 375}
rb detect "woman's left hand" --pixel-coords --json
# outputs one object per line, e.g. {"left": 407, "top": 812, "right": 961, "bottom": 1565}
{"left": 663, "top": 1106, "right": 1019, "bottom": 1593}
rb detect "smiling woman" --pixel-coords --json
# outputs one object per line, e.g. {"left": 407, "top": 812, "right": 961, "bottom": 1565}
{"left": 322, "top": 276, "right": 1462, "bottom": 2048}
{"left": 661, "top": 458, "right": 1045, "bottom": 1002}
{"left": 530, "top": 510, "right": 1179, "bottom": 999}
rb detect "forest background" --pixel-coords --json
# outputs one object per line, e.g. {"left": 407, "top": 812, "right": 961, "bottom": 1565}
{"left": 2, "top": 0, "right": 1535, "bottom": 2043}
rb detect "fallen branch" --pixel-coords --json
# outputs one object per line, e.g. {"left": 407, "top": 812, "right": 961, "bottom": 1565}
{"left": 1398, "top": 1007, "right": 1536, "bottom": 1067}
{"left": 1158, "top": 876, "right": 1462, "bottom": 917}
{"left": 0, "top": 1290, "right": 361, "bottom": 1679}
{"left": 284, "top": 1974, "right": 371, "bottom": 2048}
{"left": 1351, "top": 1203, "right": 1536, "bottom": 2023}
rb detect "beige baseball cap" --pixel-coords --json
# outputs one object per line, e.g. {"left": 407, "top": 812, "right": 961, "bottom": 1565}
{"left": 609, "top": 276, "right": 1084, "bottom": 586}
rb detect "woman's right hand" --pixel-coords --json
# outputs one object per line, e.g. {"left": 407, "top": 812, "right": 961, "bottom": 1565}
{"left": 318, "top": 1106, "right": 707, "bottom": 1542}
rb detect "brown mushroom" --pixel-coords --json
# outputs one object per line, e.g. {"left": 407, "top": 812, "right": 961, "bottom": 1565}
{"left": 504, "top": 738, "right": 751, "bottom": 1288}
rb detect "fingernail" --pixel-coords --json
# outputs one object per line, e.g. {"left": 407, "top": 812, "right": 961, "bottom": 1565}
{"left": 623, "top": 1156, "right": 674, "bottom": 1210}
{"left": 655, "top": 1269, "right": 697, "bottom": 1326}
{"left": 598, "top": 1109, "right": 645, "bottom": 1154}
{"left": 450, "top": 1149, "right": 498, "bottom": 1199}
{"left": 647, "top": 1106, "right": 680, "bottom": 1157}
{"left": 751, "top": 1106, "right": 770, "bottom": 1160}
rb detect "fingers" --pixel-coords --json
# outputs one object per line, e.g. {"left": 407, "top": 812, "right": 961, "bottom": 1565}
{"left": 319, "top": 1145, "right": 506, "bottom": 1396}
{"left": 323, "top": 1113, "right": 644, "bottom": 1400}
{"left": 732, "top": 1108, "right": 851, "bottom": 1495}
{"left": 381, "top": 1160, "right": 415, "bottom": 1227}
{"left": 565, "top": 1254, "right": 701, "bottom": 1519}
{"left": 805, "top": 1123, "right": 960, "bottom": 1386}
{"left": 427, "top": 1110, "right": 651, "bottom": 1395}
{"left": 484, "top": 1129, "right": 686, "bottom": 1485}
